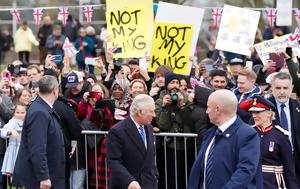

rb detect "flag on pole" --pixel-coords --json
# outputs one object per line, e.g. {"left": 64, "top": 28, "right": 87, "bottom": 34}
{"left": 10, "top": 9, "right": 21, "bottom": 22}
{"left": 32, "top": 8, "right": 44, "bottom": 27}
{"left": 83, "top": 6, "right": 94, "bottom": 25}
{"left": 293, "top": 9, "right": 300, "bottom": 28}
{"left": 63, "top": 37, "right": 78, "bottom": 58}
{"left": 211, "top": 8, "right": 223, "bottom": 28}
{"left": 265, "top": 9, "right": 277, "bottom": 29}
{"left": 59, "top": 7, "right": 69, "bottom": 26}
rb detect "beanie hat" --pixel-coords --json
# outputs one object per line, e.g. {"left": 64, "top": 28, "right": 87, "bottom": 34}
{"left": 165, "top": 72, "right": 180, "bottom": 88}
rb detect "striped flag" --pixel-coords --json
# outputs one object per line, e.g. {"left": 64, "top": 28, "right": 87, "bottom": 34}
{"left": 265, "top": 9, "right": 277, "bottom": 29}
{"left": 10, "top": 9, "right": 21, "bottom": 22}
{"left": 83, "top": 6, "right": 94, "bottom": 25}
{"left": 32, "top": 8, "right": 44, "bottom": 27}
{"left": 63, "top": 37, "right": 78, "bottom": 58}
{"left": 211, "top": 8, "right": 223, "bottom": 28}
{"left": 59, "top": 7, "right": 69, "bottom": 26}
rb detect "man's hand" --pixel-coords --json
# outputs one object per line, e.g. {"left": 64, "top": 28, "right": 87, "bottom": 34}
{"left": 128, "top": 181, "right": 141, "bottom": 189}
{"left": 162, "top": 94, "right": 172, "bottom": 107}
{"left": 40, "top": 179, "right": 51, "bottom": 189}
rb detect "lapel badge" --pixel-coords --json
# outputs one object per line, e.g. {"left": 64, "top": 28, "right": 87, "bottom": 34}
{"left": 269, "top": 141, "right": 275, "bottom": 152}
{"left": 225, "top": 133, "right": 230, "bottom": 138}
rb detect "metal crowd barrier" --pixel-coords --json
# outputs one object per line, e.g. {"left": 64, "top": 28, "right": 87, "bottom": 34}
{"left": 81, "top": 130, "right": 199, "bottom": 189}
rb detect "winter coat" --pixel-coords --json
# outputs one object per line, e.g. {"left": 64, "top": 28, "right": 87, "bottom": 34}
{"left": 191, "top": 86, "right": 213, "bottom": 144}
{"left": 14, "top": 27, "right": 39, "bottom": 52}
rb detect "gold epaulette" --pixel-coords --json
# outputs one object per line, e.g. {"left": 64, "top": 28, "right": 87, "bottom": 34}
{"left": 275, "top": 125, "right": 289, "bottom": 136}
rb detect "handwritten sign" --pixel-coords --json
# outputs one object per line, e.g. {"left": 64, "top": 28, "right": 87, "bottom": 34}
{"left": 155, "top": 2, "right": 204, "bottom": 56}
{"left": 106, "top": 1, "right": 153, "bottom": 58}
{"left": 254, "top": 34, "right": 300, "bottom": 65}
{"left": 149, "top": 22, "right": 193, "bottom": 75}
{"left": 216, "top": 5, "right": 260, "bottom": 56}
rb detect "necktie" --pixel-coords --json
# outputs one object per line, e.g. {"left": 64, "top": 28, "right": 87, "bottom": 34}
{"left": 205, "top": 129, "right": 221, "bottom": 189}
{"left": 139, "top": 126, "right": 147, "bottom": 148}
{"left": 280, "top": 103, "right": 288, "bottom": 130}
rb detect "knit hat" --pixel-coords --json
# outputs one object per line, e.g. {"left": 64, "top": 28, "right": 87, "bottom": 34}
{"left": 165, "top": 72, "right": 180, "bottom": 88}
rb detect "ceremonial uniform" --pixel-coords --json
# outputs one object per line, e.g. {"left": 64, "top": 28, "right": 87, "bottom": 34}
{"left": 240, "top": 95, "right": 298, "bottom": 189}
{"left": 255, "top": 124, "right": 297, "bottom": 189}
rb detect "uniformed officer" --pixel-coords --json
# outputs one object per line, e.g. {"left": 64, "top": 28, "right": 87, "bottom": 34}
{"left": 240, "top": 96, "right": 297, "bottom": 189}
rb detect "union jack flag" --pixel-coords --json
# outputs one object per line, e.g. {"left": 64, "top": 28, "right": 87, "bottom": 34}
{"left": 211, "top": 8, "right": 223, "bottom": 28}
{"left": 32, "top": 8, "right": 44, "bottom": 27}
{"left": 83, "top": 6, "right": 94, "bottom": 25}
{"left": 59, "top": 7, "right": 69, "bottom": 26}
{"left": 264, "top": 9, "right": 277, "bottom": 29}
{"left": 293, "top": 9, "right": 300, "bottom": 28}
{"left": 10, "top": 9, "right": 21, "bottom": 22}
{"left": 63, "top": 37, "right": 78, "bottom": 58}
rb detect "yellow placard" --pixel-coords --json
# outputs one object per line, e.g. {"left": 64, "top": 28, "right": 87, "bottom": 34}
{"left": 106, "top": 2, "right": 153, "bottom": 58}
{"left": 149, "top": 22, "right": 194, "bottom": 75}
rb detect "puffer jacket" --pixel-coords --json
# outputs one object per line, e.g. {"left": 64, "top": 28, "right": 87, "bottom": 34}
{"left": 191, "top": 86, "right": 213, "bottom": 145}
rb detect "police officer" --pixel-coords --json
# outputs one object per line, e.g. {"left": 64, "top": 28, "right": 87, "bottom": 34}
{"left": 240, "top": 96, "right": 297, "bottom": 189}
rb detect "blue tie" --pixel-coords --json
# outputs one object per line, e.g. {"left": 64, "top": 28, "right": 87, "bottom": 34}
{"left": 280, "top": 103, "right": 289, "bottom": 130}
{"left": 205, "top": 129, "right": 221, "bottom": 189}
{"left": 139, "top": 126, "right": 146, "bottom": 148}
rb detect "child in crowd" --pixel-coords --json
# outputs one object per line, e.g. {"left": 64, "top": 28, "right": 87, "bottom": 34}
{"left": 1, "top": 103, "right": 27, "bottom": 176}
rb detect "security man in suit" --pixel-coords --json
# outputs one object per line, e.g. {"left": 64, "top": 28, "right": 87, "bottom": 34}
{"left": 268, "top": 72, "right": 300, "bottom": 187}
{"left": 240, "top": 95, "right": 297, "bottom": 189}
{"left": 188, "top": 89, "right": 262, "bottom": 189}
{"left": 107, "top": 94, "right": 158, "bottom": 189}
{"left": 13, "top": 75, "right": 65, "bottom": 189}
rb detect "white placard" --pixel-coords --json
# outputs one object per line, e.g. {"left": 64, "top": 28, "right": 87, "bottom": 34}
{"left": 276, "top": 0, "right": 292, "bottom": 26}
{"left": 254, "top": 34, "right": 300, "bottom": 65}
{"left": 155, "top": 2, "right": 204, "bottom": 56}
{"left": 215, "top": 5, "right": 260, "bottom": 56}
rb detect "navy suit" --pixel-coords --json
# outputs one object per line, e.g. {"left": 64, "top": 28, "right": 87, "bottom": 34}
{"left": 188, "top": 117, "right": 263, "bottom": 189}
{"left": 107, "top": 117, "right": 158, "bottom": 189}
{"left": 13, "top": 97, "right": 65, "bottom": 189}
{"left": 268, "top": 97, "right": 300, "bottom": 186}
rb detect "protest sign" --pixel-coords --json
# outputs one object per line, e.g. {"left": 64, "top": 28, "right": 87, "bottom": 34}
{"left": 216, "top": 5, "right": 260, "bottom": 56}
{"left": 254, "top": 34, "right": 300, "bottom": 65}
{"left": 276, "top": 0, "right": 292, "bottom": 26}
{"left": 155, "top": 2, "right": 204, "bottom": 56}
{"left": 148, "top": 22, "right": 194, "bottom": 75}
{"left": 106, "top": 0, "right": 153, "bottom": 58}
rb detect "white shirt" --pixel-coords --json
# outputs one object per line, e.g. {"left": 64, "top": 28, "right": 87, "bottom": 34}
{"left": 40, "top": 96, "right": 53, "bottom": 109}
{"left": 203, "top": 116, "right": 237, "bottom": 188}
{"left": 275, "top": 99, "right": 293, "bottom": 151}
{"left": 130, "top": 116, "right": 147, "bottom": 148}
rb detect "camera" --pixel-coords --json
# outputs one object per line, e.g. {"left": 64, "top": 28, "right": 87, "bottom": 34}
{"left": 170, "top": 92, "right": 178, "bottom": 103}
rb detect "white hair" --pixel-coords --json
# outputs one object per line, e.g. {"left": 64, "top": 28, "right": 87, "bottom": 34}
{"left": 86, "top": 26, "right": 95, "bottom": 35}
{"left": 130, "top": 94, "right": 154, "bottom": 116}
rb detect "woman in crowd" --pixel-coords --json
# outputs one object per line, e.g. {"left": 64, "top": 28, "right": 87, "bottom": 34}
{"left": 129, "top": 79, "right": 147, "bottom": 99}
{"left": 110, "top": 79, "right": 131, "bottom": 121}
{"left": 78, "top": 82, "right": 114, "bottom": 189}
{"left": 75, "top": 27, "right": 94, "bottom": 73}
{"left": 12, "top": 88, "right": 32, "bottom": 106}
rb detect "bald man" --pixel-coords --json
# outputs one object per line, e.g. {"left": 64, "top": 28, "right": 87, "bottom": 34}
{"left": 188, "top": 89, "right": 262, "bottom": 189}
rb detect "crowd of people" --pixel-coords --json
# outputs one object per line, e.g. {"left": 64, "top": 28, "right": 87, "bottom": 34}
{"left": 0, "top": 11, "right": 298, "bottom": 189}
